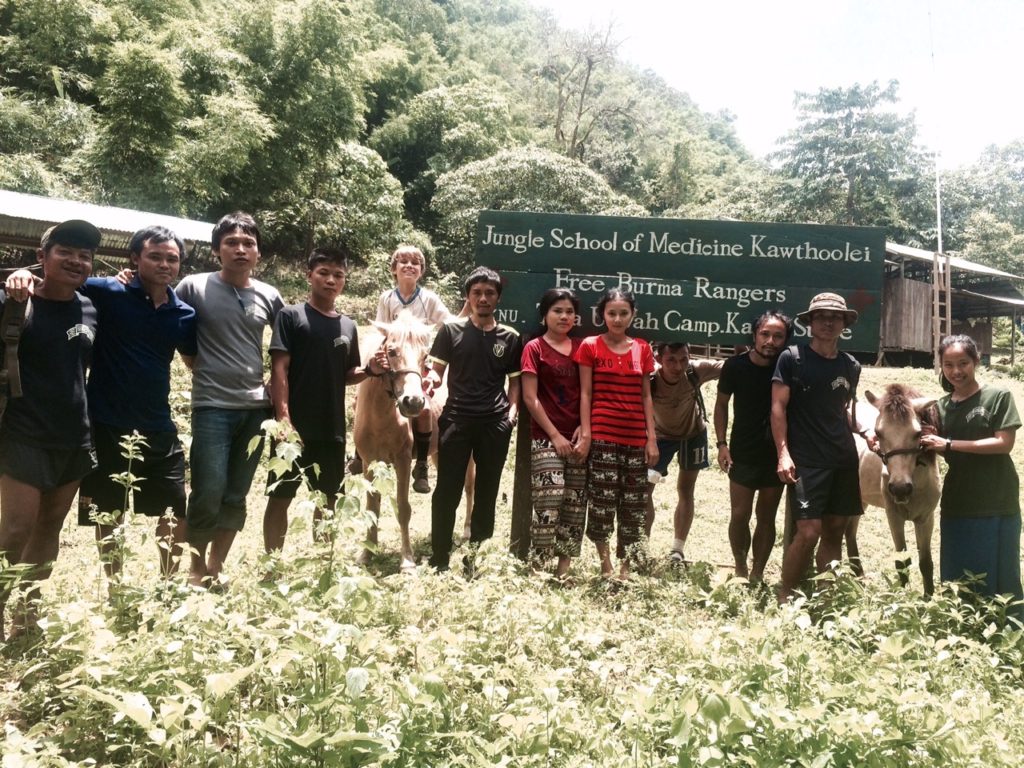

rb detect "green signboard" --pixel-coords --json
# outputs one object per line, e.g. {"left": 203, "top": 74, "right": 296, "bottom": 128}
{"left": 474, "top": 211, "right": 886, "bottom": 351}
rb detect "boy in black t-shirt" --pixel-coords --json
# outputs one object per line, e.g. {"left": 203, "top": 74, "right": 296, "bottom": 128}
{"left": 0, "top": 219, "right": 100, "bottom": 639}
{"left": 424, "top": 266, "right": 522, "bottom": 571}
{"left": 262, "top": 248, "right": 383, "bottom": 555}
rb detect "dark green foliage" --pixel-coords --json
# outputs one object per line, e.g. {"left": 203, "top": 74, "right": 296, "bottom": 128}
{"left": 0, "top": 0, "right": 1019, "bottom": 274}
{"left": 431, "top": 145, "right": 646, "bottom": 273}
{"left": 771, "top": 80, "right": 930, "bottom": 237}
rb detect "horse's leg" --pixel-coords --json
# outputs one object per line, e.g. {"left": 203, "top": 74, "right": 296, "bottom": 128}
{"left": 360, "top": 486, "right": 381, "bottom": 566}
{"left": 914, "top": 513, "right": 935, "bottom": 597}
{"left": 395, "top": 455, "right": 416, "bottom": 571}
{"left": 845, "top": 515, "right": 864, "bottom": 578}
{"left": 885, "top": 505, "right": 911, "bottom": 588}
{"left": 462, "top": 459, "right": 476, "bottom": 541}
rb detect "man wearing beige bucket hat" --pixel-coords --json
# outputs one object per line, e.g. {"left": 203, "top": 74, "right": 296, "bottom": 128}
{"left": 770, "top": 292, "right": 864, "bottom": 603}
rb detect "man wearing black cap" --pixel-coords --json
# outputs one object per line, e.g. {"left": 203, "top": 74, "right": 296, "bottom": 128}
{"left": 0, "top": 219, "right": 99, "bottom": 638}
{"left": 771, "top": 292, "right": 869, "bottom": 603}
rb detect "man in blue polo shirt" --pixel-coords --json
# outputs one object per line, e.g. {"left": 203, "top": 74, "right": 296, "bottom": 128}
{"left": 78, "top": 225, "right": 197, "bottom": 576}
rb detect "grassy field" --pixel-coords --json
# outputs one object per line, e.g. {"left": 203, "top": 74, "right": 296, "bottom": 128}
{"left": 4, "top": 349, "right": 1024, "bottom": 766}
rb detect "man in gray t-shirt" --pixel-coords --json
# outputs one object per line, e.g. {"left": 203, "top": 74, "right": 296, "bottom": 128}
{"left": 175, "top": 212, "right": 283, "bottom": 589}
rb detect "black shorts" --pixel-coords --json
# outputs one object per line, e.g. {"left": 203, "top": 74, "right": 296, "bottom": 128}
{"left": 729, "top": 459, "right": 783, "bottom": 490}
{"left": 653, "top": 432, "right": 710, "bottom": 475}
{"left": 267, "top": 439, "right": 345, "bottom": 500}
{"left": 78, "top": 425, "right": 186, "bottom": 525}
{"left": 0, "top": 433, "right": 96, "bottom": 492}
{"left": 789, "top": 465, "right": 863, "bottom": 521}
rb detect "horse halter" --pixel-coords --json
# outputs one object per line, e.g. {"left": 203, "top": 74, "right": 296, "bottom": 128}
{"left": 379, "top": 344, "right": 424, "bottom": 405}
{"left": 877, "top": 445, "right": 923, "bottom": 465}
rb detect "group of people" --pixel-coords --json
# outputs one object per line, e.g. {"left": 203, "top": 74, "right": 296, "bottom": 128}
{"left": 0, "top": 214, "right": 377, "bottom": 639}
{"left": 0, "top": 213, "right": 1020, "bottom": 640}
{"left": 521, "top": 287, "right": 1022, "bottom": 608}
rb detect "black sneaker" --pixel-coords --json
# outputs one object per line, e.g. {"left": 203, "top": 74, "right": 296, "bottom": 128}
{"left": 412, "top": 460, "right": 430, "bottom": 493}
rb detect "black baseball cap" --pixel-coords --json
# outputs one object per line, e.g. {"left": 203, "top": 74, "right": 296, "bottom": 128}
{"left": 40, "top": 219, "right": 102, "bottom": 251}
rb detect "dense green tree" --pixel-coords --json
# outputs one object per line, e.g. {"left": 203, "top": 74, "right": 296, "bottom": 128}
{"left": 164, "top": 92, "right": 275, "bottom": 217}
{"left": 431, "top": 145, "right": 645, "bottom": 273}
{"left": 958, "top": 210, "right": 1024, "bottom": 275}
{"left": 259, "top": 142, "right": 406, "bottom": 260}
{"left": 370, "top": 81, "right": 514, "bottom": 227}
{"left": 0, "top": 0, "right": 118, "bottom": 99}
{"left": 772, "top": 80, "right": 927, "bottom": 236}
{"left": 225, "top": 0, "right": 368, "bottom": 214}
{"left": 84, "top": 40, "right": 186, "bottom": 210}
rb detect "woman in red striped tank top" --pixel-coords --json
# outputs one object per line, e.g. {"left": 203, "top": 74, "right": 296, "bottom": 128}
{"left": 575, "top": 289, "right": 658, "bottom": 579}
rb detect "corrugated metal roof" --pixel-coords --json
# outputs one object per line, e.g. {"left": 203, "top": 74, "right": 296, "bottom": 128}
{"left": 886, "top": 241, "right": 1024, "bottom": 280}
{"left": 0, "top": 189, "right": 212, "bottom": 254}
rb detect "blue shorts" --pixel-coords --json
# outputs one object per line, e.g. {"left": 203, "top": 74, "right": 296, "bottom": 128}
{"left": 653, "top": 432, "right": 710, "bottom": 475}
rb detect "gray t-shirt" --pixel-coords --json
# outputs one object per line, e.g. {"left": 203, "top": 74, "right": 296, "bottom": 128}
{"left": 175, "top": 272, "right": 283, "bottom": 408}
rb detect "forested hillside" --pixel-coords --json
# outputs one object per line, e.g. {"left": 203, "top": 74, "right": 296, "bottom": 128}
{"left": 2, "top": 0, "right": 1022, "bottom": 275}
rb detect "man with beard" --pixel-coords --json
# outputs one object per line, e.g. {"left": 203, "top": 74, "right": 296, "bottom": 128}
{"left": 713, "top": 311, "right": 790, "bottom": 583}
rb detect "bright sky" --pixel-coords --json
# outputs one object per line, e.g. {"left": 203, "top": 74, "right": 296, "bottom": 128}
{"left": 530, "top": 0, "right": 1024, "bottom": 169}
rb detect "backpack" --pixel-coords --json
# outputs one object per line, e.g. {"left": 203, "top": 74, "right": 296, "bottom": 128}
{"left": 787, "top": 343, "right": 859, "bottom": 429}
{"left": 0, "top": 292, "right": 28, "bottom": 420}
{"left": 651, "top": 363, "right": 708, "bottom": 424}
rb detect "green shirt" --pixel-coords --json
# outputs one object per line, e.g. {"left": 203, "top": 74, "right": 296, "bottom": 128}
{"left": 938, "top": 385, "right": 1021, "bottom": 519}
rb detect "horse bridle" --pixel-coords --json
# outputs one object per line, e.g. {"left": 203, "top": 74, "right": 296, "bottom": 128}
{"left": 378, "top": 344, "right": 424, "bottom": 405}
{"left": 382, "top": 366, "right": 424, "bottom": 403}
{"left": 875, "top": 407, "right": 938, "bottom": 467}
{"left": 877, "top": 445, "right": 923, "bottom": 465}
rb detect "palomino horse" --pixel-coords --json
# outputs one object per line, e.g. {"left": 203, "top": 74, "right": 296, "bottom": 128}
{"left": 353, "top": 310, "right": 473, "bottom": 570}
{"left": 848, "top": 384, "right": 940, "bottom": 595}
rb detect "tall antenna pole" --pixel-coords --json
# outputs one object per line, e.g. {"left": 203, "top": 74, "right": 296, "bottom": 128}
{"left": 927, "top": 5, "right": 948, "bottom": 370}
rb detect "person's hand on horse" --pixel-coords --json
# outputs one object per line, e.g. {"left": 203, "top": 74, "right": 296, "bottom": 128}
{"left": 865, "top": 432, "right": 880, "bottom": 454}
{"left": 423, "top": 369, "right": 442, "bottom": 396}
{"left": 919, "top": 432, "right": 947, "bottom": 453}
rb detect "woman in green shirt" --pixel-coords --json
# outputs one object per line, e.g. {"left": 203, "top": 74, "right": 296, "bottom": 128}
{"left": 920, "top": 334, "right": 1022, "bottom": 603}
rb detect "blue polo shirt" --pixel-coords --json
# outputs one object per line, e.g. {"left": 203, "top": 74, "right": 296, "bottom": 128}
{"left": 83, "top": 277, "right": 197, "bottom": 433}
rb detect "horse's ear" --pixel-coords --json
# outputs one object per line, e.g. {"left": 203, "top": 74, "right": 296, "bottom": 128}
{"left": 911, "top": 397, "right": 938, "bottom": 414}
{"left": 865, "top": 390, "right": 878, "bottom": 406}
{"left": 371, "top": 320, "right": 390, "bottom": 336}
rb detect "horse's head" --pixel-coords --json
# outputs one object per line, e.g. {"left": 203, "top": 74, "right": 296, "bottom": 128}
{"left": 372, "top": 310, "right": 433, "bottom": 418}
{"left": 866, "top": 385, "right": 938, "bottom": 503}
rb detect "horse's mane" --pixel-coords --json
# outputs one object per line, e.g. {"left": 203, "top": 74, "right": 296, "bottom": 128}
{"left": 878, "top": 383, "right": 938, "bottom": 428}
{"left": 878, "top": 383, "right": 919, "bottom": 422}
{"left": 385, "top": 309, "right": 432, "bottom": 350}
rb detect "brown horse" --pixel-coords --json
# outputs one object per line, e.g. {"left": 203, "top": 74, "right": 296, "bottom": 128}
{"left": 849, "top": 384, "right": 940, "bottom": 595}
{"left": 352, "top": 310, "right": 473, "bottom": 570}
